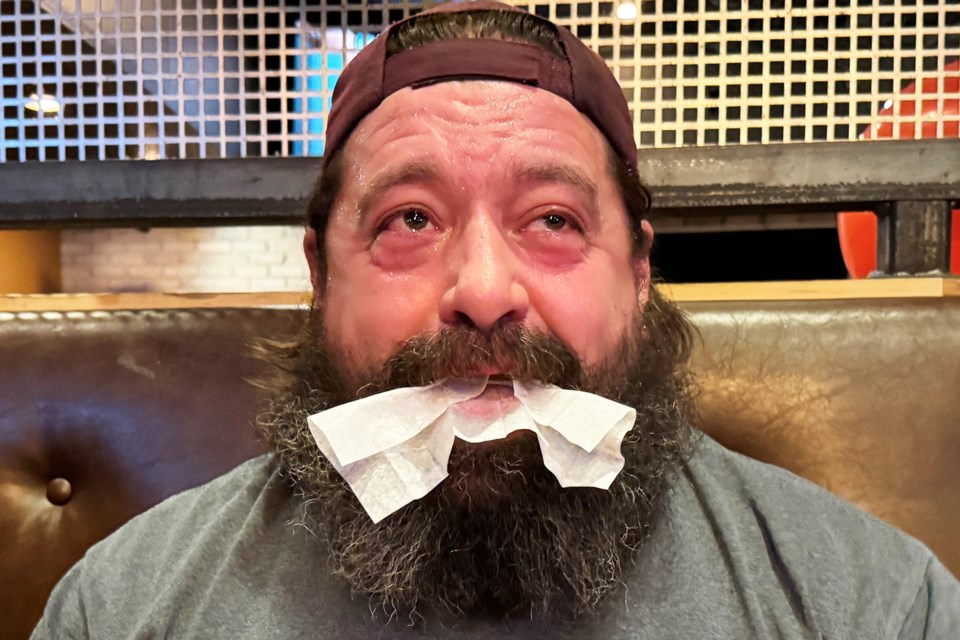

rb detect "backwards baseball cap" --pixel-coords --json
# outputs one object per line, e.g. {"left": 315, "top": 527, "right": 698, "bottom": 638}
{"left": 323, "top": 0, "right": 637, "bottom": 170}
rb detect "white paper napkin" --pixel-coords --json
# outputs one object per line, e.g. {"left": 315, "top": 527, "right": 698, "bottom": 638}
{"left": 306, "top": 379, "right": 636, "bottom": 523}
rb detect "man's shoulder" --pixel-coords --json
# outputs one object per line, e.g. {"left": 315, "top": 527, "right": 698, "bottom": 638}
{"left": 685, "top": 434, "right": 926, "bottom": 549}
{"left": 62, "top": 454, "right": 282, "bottom": 593}
{"left": 682, "top": 434, "right": 935, "bottom": 569}
{"left": 32, "top": 454, "right": 321, "bottom": 639}
{"left": 656, "top": 434, "right": 959, "bottom": 637}
{"left": 84, "top": 454, "right": 287, "bottom": 569}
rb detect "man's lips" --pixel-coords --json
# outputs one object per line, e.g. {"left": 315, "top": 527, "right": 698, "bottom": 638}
{"left": 467, "top": 369, "right": 513, "bottom": 383}
{"left": 453, "top": 378, "right": 519, "bottom": 417}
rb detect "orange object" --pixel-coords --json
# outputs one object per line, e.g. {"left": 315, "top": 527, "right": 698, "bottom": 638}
{"left": 837, "top": 61, "right": 960, "bottom": 278}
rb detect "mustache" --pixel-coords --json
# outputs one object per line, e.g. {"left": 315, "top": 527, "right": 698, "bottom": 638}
{"left": 356, "top": 323, "right": 585, "bottom": 395}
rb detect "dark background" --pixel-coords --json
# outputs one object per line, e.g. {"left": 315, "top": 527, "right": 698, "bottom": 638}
{"left": 652, "top": 228, "right": 849, "bottom": 282}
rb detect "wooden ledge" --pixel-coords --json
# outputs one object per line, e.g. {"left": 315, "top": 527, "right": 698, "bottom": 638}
{"left": 660, "top": 277, "right": 960, "bottom": 302}
{"left": 0, "top": 291, "right": 310, "bottom": 313}
{"left": 1, "top": 279, "right": 958, "bottom": 312}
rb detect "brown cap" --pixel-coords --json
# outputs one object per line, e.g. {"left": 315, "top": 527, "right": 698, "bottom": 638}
{"left": 323, "top": 1, "right": 637, "bottom": 169}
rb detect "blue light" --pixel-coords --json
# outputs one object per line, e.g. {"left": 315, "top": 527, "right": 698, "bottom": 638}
{"left": 291, "top": 31, "right": 368, "bottom": 157}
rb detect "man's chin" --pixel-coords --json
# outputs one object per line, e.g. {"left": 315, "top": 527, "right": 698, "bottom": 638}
{"left": 441, "top": 432, "right": 545, "bottom": 510}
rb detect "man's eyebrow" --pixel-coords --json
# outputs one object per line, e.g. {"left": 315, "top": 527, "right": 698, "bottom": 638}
{"left": 355, "top": 162, "right": 440, "bottom": 223}
{"left": 511, "top": 163, "right": 600, "bottom": 207}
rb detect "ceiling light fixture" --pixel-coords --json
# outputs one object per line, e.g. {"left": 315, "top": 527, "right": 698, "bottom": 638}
{"left": 616, "top": 1, "right": 638, "bottom": 21}
{"left": 25, "top": 92, "right": 60, "bottom": 115}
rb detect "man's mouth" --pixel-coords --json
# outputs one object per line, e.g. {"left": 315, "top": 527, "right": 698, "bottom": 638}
{"left": 452, "top": 375, "right": 519, "bottom": 418}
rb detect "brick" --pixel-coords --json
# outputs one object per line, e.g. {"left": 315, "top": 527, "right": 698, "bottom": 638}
{"left": 187, "top": 276, "right": 252, "bottom": 292}
{"left": 92, "top": 264, "right": 134, "bottom": 277}
{"left": 269, "top": 264, "right": 310, "bottom": 278}
{"left": 156, "top": 243, "right": 192, "bottom": 256}
{"left": 248, "top": 277, "right": 288, "bottom": 291}
{"left": 59, "top": 242, "right": 85, "bottom": 256}
{"left": 188, "top": 254, "right": 237, "bottom": 268}
{"left": 231, "top": 264, "right": 273, "bottom": 278}
{"left": 153, "top": 278, "right": 187, "bottom": 292}
{"left": 194, "top": 240, "right": 234, "bottom": 254}
{"left": 211, "top": 227, "right": 253, "bottom": 240}
{"left": 249, "top": 251, "right": 285, "bottom": 265}
{"left": 229, "top": 240, "right": 269, "bottom": 255}
{"left": 164, "top": 265, "right": 200, "bottom": 277}
{"left": 108, "top": 252, "right": 148, "bottom": 266}
{"left": 282, "top": 276, "right": 311, "bottom": 291}
{"left": 130, "top": 265, "right": 165, "bottom": 278}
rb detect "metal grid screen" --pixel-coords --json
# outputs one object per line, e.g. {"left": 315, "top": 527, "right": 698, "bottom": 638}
{"left": 2, "top": 0, "right": 958, "bottom": 163}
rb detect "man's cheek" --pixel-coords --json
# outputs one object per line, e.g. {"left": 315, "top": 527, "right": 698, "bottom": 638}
{"left": 534, "top": 283, "right": 633, "bottom": 367}
{"left": 348, "top": 289, "right": 442, "bottom": 363}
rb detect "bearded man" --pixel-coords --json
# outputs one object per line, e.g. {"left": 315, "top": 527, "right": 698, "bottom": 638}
{"left": 32, "top": 2, "right": 960, "bottom": 638}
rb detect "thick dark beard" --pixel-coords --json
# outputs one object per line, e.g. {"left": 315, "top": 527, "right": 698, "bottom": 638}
{"left": 253, "top": 286, "right": 699, "bottom": 624}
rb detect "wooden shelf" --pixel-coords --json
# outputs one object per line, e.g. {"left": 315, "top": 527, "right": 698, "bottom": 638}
{"left": 1, "top": 279, "right": 958, "bottom": 313}
{"left": 662, "top": 278, "right": 960, "bottom": 302}
{"left": 0, "top": 291, "right": 309, "bottom": 313}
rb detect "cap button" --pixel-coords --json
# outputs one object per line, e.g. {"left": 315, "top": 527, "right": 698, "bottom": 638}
{"left": 46, "top": 478, "right": 73, "bottom": 506}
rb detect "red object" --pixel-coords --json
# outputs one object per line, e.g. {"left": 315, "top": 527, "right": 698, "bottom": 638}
{"left": 837, "top": 61, "right": 960, "bottom": 278}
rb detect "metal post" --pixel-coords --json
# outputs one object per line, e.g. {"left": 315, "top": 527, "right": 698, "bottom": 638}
{"left": 875, "top": 200, "right": 953, "bottom": 275}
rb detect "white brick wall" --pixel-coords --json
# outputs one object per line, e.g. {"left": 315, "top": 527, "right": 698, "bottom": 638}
{"left": 61, "top": 226, "right": 311, "bottom": 293}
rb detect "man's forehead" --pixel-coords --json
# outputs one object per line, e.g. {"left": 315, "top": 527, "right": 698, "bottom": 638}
{"left": 345, "top": 80, "right": 611, "bottom": 161}
{"left": 355, "top": 81, "right": 546, "bottom": 136}
{"left": 338, "top": 81, "right": 615, "bottom": 197}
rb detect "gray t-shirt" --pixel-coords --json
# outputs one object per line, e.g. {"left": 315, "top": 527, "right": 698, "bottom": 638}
{"left": 32, "top": 436, "right": 960, "bottom": 639}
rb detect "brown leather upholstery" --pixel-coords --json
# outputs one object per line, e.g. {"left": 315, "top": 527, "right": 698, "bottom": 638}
{"left": 688, "top": 298, "right": 960, "bottom": 580}
{"left": 1, "top": 299, "right": 958, "bottom": 639}
{"left": 0, "top": 309, "right": 287, "bottom": 640}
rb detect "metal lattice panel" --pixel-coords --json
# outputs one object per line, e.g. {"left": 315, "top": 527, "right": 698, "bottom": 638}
{"left": 1, "top": 0, "right": 958, "bottom": 163}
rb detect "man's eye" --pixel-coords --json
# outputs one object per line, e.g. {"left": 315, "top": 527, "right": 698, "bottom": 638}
{"left": 541, "top": 213, "right": 571, "bottom": 232}
{"left": 379, "top": 208, "right": 433, "bottom": 235}
{"left": 401, "top": 209, "right": 429, "bottom": 231}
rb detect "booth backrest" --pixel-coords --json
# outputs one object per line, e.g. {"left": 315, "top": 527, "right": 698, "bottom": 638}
{"left": 2, "top": 298, "right": 959, "bottom": 639}
{"left": 687, "top": 298, "right": 960, "bottom": 576}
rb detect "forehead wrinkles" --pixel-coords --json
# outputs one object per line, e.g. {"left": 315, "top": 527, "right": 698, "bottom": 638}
{"left": 441, "top": 81, "right": 541, "bottom": 123}
{"left": 352, "top": 81, "right": 583, "bottom": 147}
{"left": 340, "top": 81, "right": 613, "bottom": 200}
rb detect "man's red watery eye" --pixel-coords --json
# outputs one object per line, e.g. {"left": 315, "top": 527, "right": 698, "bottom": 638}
{"left": 401, "top": 209, "right": 429, "bottom": 231}
{"left": 541, "top": 213, "right": 568, "bottom": 231}
{"left": 370, "top": 207, "right": 440, "bottom": 270}
{"left": 529, "top": 210, "right": 583, "bottom": 235}
{"left": 377, "top": 208, "right": 434, "bottom": 235}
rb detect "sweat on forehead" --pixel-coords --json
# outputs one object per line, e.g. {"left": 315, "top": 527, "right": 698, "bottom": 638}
{"left": 322, "top": 1, "right": 637, "bottom": 171}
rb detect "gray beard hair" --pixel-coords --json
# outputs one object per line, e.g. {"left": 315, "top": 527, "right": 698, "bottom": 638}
{"left": 254, "top": 292, "right": 698, "bottom": 624}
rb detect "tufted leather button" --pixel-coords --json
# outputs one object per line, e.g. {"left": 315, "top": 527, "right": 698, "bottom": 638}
{"left": 46, "top": 478, "right": 73, "bottom": 506}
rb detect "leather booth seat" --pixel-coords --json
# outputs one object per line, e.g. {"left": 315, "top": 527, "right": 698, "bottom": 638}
{"left": 2, "top": 298, "right": 959, "bottom": 639}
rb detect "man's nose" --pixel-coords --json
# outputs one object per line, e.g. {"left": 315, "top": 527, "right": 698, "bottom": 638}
{"left": 438, "top": 216, "right": 530, "bottom": 332}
